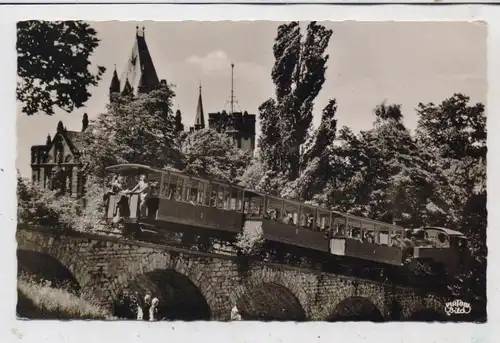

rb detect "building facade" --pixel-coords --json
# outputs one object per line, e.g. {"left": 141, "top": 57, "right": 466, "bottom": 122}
{"left": 30, "top": 115, "right": 88, "bottom": 197}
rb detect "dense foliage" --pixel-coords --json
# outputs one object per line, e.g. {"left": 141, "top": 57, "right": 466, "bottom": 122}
{"left": 181, "top": 128, "right": 251, "bottom": 183}
{"left": 80, "top": 84, "right": 181, "bottom": 180}
{"left": 17, "top": 21, "right": 105, "bottom": 116}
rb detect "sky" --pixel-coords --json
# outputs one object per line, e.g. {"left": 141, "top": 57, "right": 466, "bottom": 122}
{"left": 16, "top": 21, "right": 487, "bottom": 177}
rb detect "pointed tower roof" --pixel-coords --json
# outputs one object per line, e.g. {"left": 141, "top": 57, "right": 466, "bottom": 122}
{"left": 194, "top": 83, "right": 205, "bottom": 130}
{"left": 122, "top": 78, "right": 134, "bottom": 97}
{"left": 109, "top": 65, "right": 120, "bottom": 95}
{"left": 119, "top": 26, "right": 160, "bottom": 95}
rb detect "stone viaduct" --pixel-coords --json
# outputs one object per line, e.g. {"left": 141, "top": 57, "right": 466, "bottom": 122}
{"left": 17, "top": 226, "right": 450, "bottom": 321}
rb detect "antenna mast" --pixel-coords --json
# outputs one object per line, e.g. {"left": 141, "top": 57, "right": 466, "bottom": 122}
{"left": 230, "top": 63, "right": 235, "bottom": 115}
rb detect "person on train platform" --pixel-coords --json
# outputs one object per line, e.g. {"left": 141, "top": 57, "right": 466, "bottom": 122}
{"left": 126, "top": 174, "right": 150, "bottom": 217}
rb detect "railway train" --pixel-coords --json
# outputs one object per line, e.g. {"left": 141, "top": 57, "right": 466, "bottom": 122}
{"left": 104, "top": 163, "right": 470, "bottom": 279}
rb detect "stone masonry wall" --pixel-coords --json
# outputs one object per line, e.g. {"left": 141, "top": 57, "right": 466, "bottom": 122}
{"left": 16, "top": 227, "right": 449, "bottom": 321}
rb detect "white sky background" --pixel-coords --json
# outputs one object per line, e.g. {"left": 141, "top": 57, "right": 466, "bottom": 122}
{"left": 1, "top": 4, "right": 499, "bottom": 343}
{"left": 15, "top": 20, "right": 486, "bottom": 177}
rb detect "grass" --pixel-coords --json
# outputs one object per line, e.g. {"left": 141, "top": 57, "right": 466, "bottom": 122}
{"left": 17, "top": 275, "right": 115, "bottom": 320}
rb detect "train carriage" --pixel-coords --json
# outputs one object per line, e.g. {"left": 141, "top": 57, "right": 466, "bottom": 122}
{"left": 104, "top": 163, "right": 469, "bottom": 278}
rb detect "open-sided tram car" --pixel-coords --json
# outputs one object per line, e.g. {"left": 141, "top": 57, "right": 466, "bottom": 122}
{"left": 104, "top": 163, "right": 468, "bottom": 277}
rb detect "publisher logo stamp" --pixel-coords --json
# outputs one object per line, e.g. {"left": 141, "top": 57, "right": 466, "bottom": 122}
{"left": 445, "top": 300, "right": 471, "bottom": 316}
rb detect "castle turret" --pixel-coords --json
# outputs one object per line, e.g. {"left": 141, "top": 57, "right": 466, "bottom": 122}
{"left": 109, "top": 66, "right": 120, "bottom": 97}
{"left": 82, "top": 113, "right": 89, "bottom": 132}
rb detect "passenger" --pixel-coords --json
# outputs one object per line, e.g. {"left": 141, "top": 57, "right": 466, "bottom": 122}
{"left": 307, "top": 215, "right": 314, "bottom": 229}
{"left": 127, "top": 174, "right": 149, "bottom": 217}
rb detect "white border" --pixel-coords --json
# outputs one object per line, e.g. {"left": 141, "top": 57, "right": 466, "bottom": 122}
{"left": 0, "top": 4, "right": 497, "bottom": 343}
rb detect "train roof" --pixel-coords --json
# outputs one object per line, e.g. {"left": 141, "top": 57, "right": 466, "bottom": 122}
{"left": 106, "top": 163, "right": 244, "bottom": 189}
{"left": 421, "top": 226, "right": 467, "bottom": 238}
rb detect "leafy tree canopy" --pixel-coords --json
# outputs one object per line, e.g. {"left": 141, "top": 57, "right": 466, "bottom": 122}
{"left": 80, "top": 84, "right": 181, "bottom": 179}
{"left": 181, "top": 128, "right": 251, "bottom": 183}
{"left": 17, "top": 21, "right": 105, "bottom": 116}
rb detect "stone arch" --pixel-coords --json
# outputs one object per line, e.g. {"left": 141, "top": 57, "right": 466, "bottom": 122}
{"left": 236, "top": 282, "right": 307, "bottom": 321}
{"left": 114, "top": 269, "right": 211, "bottom": 321}
{"left": 327, "top": 296, "right": 385, "bottom": 322}
{"left": 17, "top": 249, "right": 81, "bottom": 294}
{"left": 110, "top": 252, "right": 223, "bottom": 320}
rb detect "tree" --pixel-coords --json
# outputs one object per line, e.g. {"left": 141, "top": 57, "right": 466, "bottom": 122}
{"left": 174, "top": 109, "right": 184, "bottom": 134}
{"left": 320, "top": 102, "right": 447, "bottom": 226}
{"left": 181, "top": 128, "right": 251, "bottom": 183}
{"left": 281, "top": 99, "right": 339, "bottom": 200}
{"left": 258, "top": 21, "right": 333, "bottom": 182}
{"left": 17, "top": 21, "right": 106, "bottom": 116}
{"left": 416, "top": 94, "right": 487, "bottom": 312}
{"left": 80, "top": 83, "right": 181, "bottom": 179}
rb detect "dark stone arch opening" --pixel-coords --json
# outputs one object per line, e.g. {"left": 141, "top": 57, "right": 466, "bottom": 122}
{"left": 407, "top": 308, "right": 446, "bottom": 322}
{"left": 114, "top": 269, "right": 211, "bottom": 321}
{"left": 236, "top": 282, "right": 306, "bottom": 321}
{"left": 17, "top": 250, "right": 81, "bottom": 294}
{"left": 327, "top": 296, "right": 384, "bottom": 322}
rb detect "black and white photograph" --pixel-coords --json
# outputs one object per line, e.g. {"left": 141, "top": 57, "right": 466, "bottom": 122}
{"left": 15, "top": 20, "right": 487, "bottom": 323}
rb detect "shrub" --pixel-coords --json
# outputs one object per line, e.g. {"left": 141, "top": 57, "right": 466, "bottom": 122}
{"left": 235, "top": 222, "right": 265, "bottom": 256}
{"left": 17, "top": 274, "right": 113, "bottom": 320}
{"left": 17, "top": 175, "right": 78, "bottom": 231}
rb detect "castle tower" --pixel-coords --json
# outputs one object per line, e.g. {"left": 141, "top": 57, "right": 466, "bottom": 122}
{"left": 194, "top": 83, "right": 205, "bottom": 130}
{"left": 207, "top": 63, "right": 256, "bottom": 153}
{"left": 109, "top": 25, "right": 160, "bottom": 98}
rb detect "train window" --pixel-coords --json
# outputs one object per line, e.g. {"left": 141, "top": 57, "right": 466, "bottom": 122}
{"left": 223, "top": 188, "right": 231, "bottom": 210}
{"left": 378, "top": 227, "right": 390, "bottom": 245}
{"left": 437, "top": 233, "right": 450, "bottom": 248}
{"left": 266, "top": 197, "right": 283, "bottom": 221}
{"left": 148, "top": 172, "right": 161, "bottom": 197}
{"left": 197, "top": 182, "right": 206, "bottom": 205}
{"left": 236, "top": 190, "right": 243, "bottom": 212}
{"left": 160, "top": 173, "right": 169, "bottom": 198}
{"left": 299, "top": 205, "right": 315, "bottom": 230}
{"left": 348, "top": 220, "right": 361, "bottom": 240}
{"left": 316, "top": 209, "right": 330, "bottom": 231}
{"left": 362, "top": 221, "right": 376, "bottom": 243}
{"left": 332, "top": 215, "right": 346, "bottom": 237}
{"left": 185, "top": 179, "right": 199, "bottom": 203}
{"left": 166, "top": 174, "right": 178, "bottom": 200}
{"left": 217, "top": 186, "right": 225, "bottom": 209}
{"left": 204, "top": 184, "right": 211, "bottom": 206}
{"left": 175, "top": 178, "right": 184, "bottom": 201}
{"left": 229, "top": 190, "right": 238, "bottom": 210}
{"left": 210, "top": 184, "right": 218, "bottom": 207}
{"left": 391, "top": 229, "right": 403, "bottom": 247}
{"left": 249, "top": 197, "right": 263, "bottom": 216}
{"left": 283, "top": 201, "right": 298, "bottom": 225}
